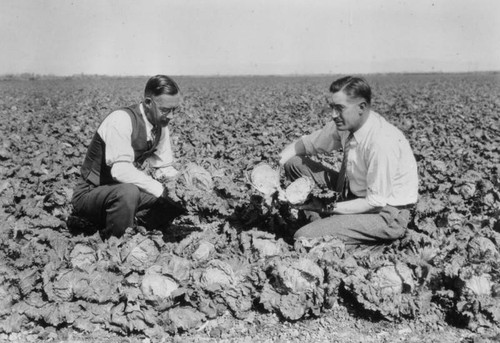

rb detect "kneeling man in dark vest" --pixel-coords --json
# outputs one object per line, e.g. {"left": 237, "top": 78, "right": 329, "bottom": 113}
{"left": 72, "top": 75, "right": 184, "bottom": 238}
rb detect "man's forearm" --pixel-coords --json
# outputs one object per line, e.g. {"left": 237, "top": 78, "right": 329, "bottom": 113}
{"left": 332, "top": 197, "right": 381, "bottom": 215}
{"left": 111, "top": 162, "right": 164, "bottom": 197}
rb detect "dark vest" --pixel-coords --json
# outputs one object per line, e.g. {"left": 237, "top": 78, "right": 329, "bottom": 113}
{"left": 80, "top": 104, "right": 162, "bottom": 186}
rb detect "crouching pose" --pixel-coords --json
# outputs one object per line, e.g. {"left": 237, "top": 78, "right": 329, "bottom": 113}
{"left": 72, "top": 75, "right": 184, "bottom": 238}
{"left": 279, "top": 76, "right": 418, "bottom": 249}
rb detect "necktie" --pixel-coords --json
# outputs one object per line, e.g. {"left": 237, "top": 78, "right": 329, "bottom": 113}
{"left": 138, "top": 126, "right": 162, "bottom": 166}
{"left": 151, "top": 126, "right": 161, "bottom": 146}
{"left": 335, "top": 132, "right": 354, "bottom": 200}
{"left": 146, "top": 126, "right": 161, "bottom": 151}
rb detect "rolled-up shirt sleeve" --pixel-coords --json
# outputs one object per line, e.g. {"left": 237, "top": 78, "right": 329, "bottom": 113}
{"left": 99, "top": 110, "right": 135, "bottom": 165}
{"left": 365, "top": 140, "right": 399, "bottom": 207}
{"left": 98, "top": 110, "right": 164, "bottom": 198}
{"left": 301, "top": 121, "right": 342, "bottom": 155}
{"left": 111, "top": 163, "right": 164, "bottom": 198}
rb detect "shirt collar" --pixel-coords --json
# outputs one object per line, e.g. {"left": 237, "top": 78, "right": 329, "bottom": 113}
{"left": 139, "top": 103, "right": 154, "bottom": 133}
{"left": 352, "top": 110, "right": 375, "bottom": 143}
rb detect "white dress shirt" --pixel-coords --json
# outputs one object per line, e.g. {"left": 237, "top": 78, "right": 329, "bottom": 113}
{"left": 97, "top": 103, "right": 176, "bottom": 198}
{"left": 301, "top": 111, "right": 418, "bottom": 207}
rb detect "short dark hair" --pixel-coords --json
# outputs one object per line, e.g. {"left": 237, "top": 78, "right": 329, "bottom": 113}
{"left": 144, "top": 75, "right": 180, "bottom": 97}
{"left": 329, "top": 76, "right": 371, "bottom": 104}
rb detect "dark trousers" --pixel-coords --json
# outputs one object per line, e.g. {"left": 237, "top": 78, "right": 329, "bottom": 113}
{"left": 284, "top": 156, "right": 410, "bottom": 248}
{"left": 72, "top": 179, "right": 182, "bottom": 238}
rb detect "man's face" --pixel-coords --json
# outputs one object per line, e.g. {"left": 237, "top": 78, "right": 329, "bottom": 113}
{"left": 145, "top": 93, "right": 181, "bottom": 127}
{"left": 327, "top": 91, "right": 366, "bottom": 132}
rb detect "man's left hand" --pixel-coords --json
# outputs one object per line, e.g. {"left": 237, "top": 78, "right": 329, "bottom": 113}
{"left": 154, "top": 166, "right": 179, "bottom": 180}
{"left": 295, "top": 197, "right": 331, "bottom": 214}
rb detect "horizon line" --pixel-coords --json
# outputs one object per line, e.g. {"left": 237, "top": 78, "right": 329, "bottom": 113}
{"left": 1, "top": 70, "right": 499, "bottom": 80}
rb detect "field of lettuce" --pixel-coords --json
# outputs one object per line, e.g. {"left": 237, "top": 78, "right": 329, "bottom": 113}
{"left": 0, "top": 73, "right": 499, "bottom": 342}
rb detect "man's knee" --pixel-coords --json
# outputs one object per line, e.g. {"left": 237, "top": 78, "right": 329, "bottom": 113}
{"left": 294, "top": 227, "right": 308, "bottom": 239}
{"left": 109, "top": 183, "right": 141, "bottom": 210}
{"left": 293, "top": 221, "right": 324, "bottom": 239}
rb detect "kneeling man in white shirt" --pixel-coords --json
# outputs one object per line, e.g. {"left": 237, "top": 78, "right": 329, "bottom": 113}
{"left": 72, "top": 75, "right": 184, "bottom": 238}
{"left": 279, "top": 76, "right": 418, "bottom": 249}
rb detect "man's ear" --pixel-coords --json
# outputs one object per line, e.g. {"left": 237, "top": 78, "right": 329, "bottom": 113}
{"left": 144, "top": 97, "right": 152, "bottom": 106}
{"left": 359, "top": 101, "right": 367, "bottom": 113}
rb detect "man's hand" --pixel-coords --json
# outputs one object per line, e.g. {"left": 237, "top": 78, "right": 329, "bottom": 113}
{"left": 295, "top": 197, "right": 334, "bottom": 214}
{"left": 159, "top": 187, "right": 183, "bottom": 209}
{"left": 154, "top": 166, "right": 179, "bottom": 180}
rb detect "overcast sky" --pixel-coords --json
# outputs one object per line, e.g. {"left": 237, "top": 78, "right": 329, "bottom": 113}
{"left": 1, "top": 0, "right": 499, "bottom": 76}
